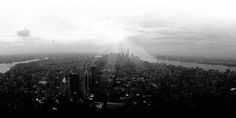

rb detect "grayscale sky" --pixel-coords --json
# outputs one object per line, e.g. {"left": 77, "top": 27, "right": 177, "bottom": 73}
{"left": 0, "top": 0, "right": 236, "bottom": 58}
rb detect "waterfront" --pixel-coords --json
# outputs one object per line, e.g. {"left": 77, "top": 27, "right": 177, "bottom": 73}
{"left": 0, "top": 59, "right": 41, "bottom": 73}
{"left": 142, "top": 56, "right": 236, "bottom": 72}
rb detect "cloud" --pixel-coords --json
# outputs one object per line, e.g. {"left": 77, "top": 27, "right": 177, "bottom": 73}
{"left": 122, "top": 16, "right": 236, "bottom": 57}
{"left": 17, "top": 28, "right": 31, "bottom": 37}
{"left": 16, "top": 28, "right": 41, "bottom": 41}
{"left": 126, "top": 16, "right": 236, "bottom": 47}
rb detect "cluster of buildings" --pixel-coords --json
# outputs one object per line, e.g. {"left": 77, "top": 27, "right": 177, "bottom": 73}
{"left": 59, "top": 65, "right": 101, "bottom": 100}
{"left": 58, "top": 64, "right": 124, "bottom": 110}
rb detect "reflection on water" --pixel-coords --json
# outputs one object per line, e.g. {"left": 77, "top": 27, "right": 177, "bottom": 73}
{"left": 0, "top": 59, "right": 40, "bottom": 73}
{"left": 142, "top": 57, "right": 236, "bottom": 72}
{"left": 157, "top": 60, "right": 236, "bottom": 72}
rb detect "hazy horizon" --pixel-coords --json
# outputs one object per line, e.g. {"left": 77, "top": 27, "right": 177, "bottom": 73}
{"left": 1, "top": 0, "right": 236, "bottom": 59}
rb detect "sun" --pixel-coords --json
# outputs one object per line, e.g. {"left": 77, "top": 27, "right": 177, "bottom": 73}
{"left": 105, "top": 28, "right": 126, "bottom": 44}
{"left": 94, "top": 22, "right": 128, "bottom": 52}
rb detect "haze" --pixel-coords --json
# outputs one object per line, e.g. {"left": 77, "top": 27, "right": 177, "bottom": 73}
{"left": 0, "top": 0, "right": 236, "bottom": 59}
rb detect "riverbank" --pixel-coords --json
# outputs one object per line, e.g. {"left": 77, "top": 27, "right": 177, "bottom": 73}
{"left": 0, "top": 59, "right": 41, "bottom": 73}
{"left": 141, "top": 56, "right": 236, "bottom": 72}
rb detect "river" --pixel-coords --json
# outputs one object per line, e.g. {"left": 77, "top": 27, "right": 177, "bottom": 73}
{"left": 0, "top": 59, "right": 41, "bottom": 73}
{"left": 141, "top": 56, "right": 236, "bottom": 72}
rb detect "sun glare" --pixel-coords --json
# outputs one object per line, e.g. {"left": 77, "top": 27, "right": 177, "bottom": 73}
{"left": 92, "top": 21, "right": 128, "bottom": 53}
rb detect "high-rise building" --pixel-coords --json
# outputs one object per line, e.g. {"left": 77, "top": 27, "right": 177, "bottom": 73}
{"left": 126, "top": 49, "right": 129, "bottom": 57}
{"left": 69, "top": 71, "right": 91, "bottom": 99}
{"left": 84, "top": 70, "right": 89, "bottom": 95}
{"left": 83, "top": 66, "right": 98, "bottom": 98}
{"left": 66, "top": 65, "right": 101, "bottom": 100}
{"left": 79, "top": 73, "right": 87, "bottom": 99}
{"left": 90, "top": 66, "right": 99, "bottom": 91}
{"left": 60, "top": 77, "right": 68, "bottom": 96}
{"left": 69, "top": 73, "right": 80, "bottom": 96}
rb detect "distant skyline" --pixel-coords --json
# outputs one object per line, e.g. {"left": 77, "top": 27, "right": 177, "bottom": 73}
{"left": 0, "top": 0, "right": 236, "bottom": 59}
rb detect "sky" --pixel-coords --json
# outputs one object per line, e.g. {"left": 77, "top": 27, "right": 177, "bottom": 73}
{"left": 0, "top": 0, "right": 236, "bottom": 59}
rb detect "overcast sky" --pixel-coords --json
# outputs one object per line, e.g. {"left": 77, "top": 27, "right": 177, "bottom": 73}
{"left": 0, "top": 0, "right": 236, "bottom": 58}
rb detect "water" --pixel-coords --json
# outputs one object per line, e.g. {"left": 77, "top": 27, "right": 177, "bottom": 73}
{"left": 142, "top": 56, "right": 236, "bottom": 72}
{"left": 0, "top": 59, "right": 41, "bottom": 73}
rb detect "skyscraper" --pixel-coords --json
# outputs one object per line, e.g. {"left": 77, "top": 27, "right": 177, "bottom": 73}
{"left": 69, "top": 73, "right": 80, "bottom": 96}
{"left": 60, "top": 77, "right": 69, "bottom": 96}
{"left": 84, "top": 70, "right": 90, "bottom": 96}
{"left": 69, "top": 72, "right": 90, "bottom": 99}
{"left": 90, "top": 66, "right": 98, "bottom": 92}
{"left": 79, "top": 73, "right": 87, "bottom": 99}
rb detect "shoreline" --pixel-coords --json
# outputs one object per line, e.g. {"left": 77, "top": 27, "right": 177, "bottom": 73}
{"left": 142, "top": 57, "right": 236, "bottom": 72}
{"left": 0, "top": 59, "right": 41, "bottom": 74}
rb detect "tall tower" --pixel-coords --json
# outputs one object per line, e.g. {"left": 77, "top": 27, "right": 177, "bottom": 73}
{"left": 90, "top": 66, "right": 97, "bottom": 92}
{"left": 83, "top": 62, "right": 92, "bottom": 98}
{"left": 60, "top": 77, "right": 67, "bottom": 96}
{"left": 127, "top": 48, "right": 129, "bottom": 57}
{"left": 84, "top": 70, "right": 90, "bottom": 96}
{"left": 69, "top": 73, "right": 80, "bottom": 96}
{"left": 79, "top": 74, "right": 87, "bottom": 99}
